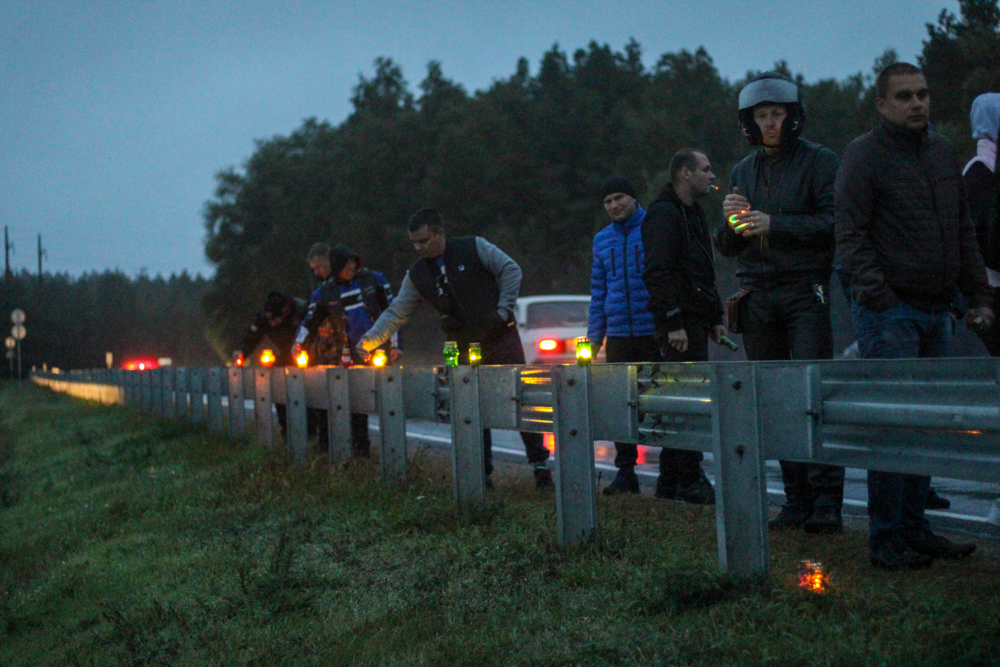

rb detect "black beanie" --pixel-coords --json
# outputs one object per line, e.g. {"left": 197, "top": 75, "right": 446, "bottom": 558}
{"left": 600, "top": 175, "right": 637, "bottom": 200}
{"left": 262, "top": 292, "right": 292, "bottom": 319}
{"left": 329, "top": 243, "right": 362, "bottom": 280}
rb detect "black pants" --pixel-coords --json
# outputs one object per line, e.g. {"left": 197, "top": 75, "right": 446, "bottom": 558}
{"left": 605, "top": 333, "right": 705, "bottom": 486}
{"left": 741, "top": 281, "right": 844, "bottom": 508}
{"left": 313, "top": 410, "right": 371, "bottom": 455}
{"left": 473, "top": 327, "right": 549, "bottom": 475}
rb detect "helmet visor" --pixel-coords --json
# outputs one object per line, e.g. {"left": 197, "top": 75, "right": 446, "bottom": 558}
{"left": 739, "top": 77, "right": 799, "bottom": 110}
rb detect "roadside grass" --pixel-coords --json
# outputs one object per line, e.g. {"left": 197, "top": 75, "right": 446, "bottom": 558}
{"left": 1, "top": 382, "right": 999, "bottom": 666}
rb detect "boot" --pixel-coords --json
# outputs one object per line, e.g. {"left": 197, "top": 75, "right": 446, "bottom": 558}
{"left": 654, "top": 473, "right": 676, "bottom": 499}
{"left": 903, "top": 528, "right": 976, "bottom": 559}
{"left": 803, "top": 504, "right": 843, "bottom": 534}
{"left": 676, "top": 473, "right": 715, "bottom": 505}
{"left": 603, "top": 467, "right": 640, "bottom": 496}
{"left": 533, "top": 465, "right": 555, "bottom": 491}
{"left": 768, "top": 503, "right": 812, "bottom": 530}
{"left": 870, "top": 532, "right": 934, "bottom": 570}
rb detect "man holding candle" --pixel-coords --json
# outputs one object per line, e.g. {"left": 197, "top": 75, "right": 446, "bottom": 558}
{"left": 714, "top": 72, "right": 845, "bottom": 534}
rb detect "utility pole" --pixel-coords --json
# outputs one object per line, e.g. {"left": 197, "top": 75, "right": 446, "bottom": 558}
{"left": 37, "top": 234, "right": 45, "bottom": 283}
{"left": 4, "top": 226, "right": 11, "bottom": 285}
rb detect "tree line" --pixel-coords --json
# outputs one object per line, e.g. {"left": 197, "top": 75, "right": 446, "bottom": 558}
{"left": 0, "top": 271, "right": 218, "bottom": 374}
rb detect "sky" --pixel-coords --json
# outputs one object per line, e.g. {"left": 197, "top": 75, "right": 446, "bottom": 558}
{"left": 0, "top": 0, "right": 960, "bottom": 278}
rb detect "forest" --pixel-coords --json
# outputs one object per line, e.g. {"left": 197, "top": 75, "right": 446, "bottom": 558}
{"left": 5, "top": 1, "right": 999, "bottom": 371}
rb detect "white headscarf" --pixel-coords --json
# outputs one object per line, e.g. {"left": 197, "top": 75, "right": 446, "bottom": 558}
{"left": 964, "top": 93, "right": 1000, "bottom": 175}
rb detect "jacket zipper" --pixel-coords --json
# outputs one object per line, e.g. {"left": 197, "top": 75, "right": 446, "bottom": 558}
{"left": 623, "top": 229, "right": 634, "bottom": 336}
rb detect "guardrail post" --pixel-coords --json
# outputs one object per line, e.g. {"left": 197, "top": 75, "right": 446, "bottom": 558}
{"left": 207, "top": 367, "right": 223, "bottom": 433}
{"left": 285, "top": 367, "right": 308, "bottom": 466}
{"left": 553, "top": 364, "right": 597, "bottom": 547}
{"left": 158, "top": 367, "right": 172, "bottom": 417}
{"left": 175, "top": 368, "right": 190, "bottom": 420}
{"left": 254, "top": 368, "right": 274, "bottom": 448}
{"left": 189, "top": 367, "right": 206, "bottom": 423}
{"left": 712, "top": 362, "right": 770, "bottom": 584}
{"left": 141, "top": 371, "right": 153, "bottom": 412}
{"left": 449, "top": 365, "right": 485, "bottom": 509}
{"left": 150, "top": 369, "right": 163, "bottom": 416}
{"left": 378, "top": 367, "right": 407, "bottom": 485}
{"left": 228, "top": 367, "right": 246, "bottom": 436}
{"left": 326, "top": 367, "right": 352, "bottom": 466}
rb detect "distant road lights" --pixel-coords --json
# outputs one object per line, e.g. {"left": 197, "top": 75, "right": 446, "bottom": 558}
{"left": 295, "top": 349, "right": 309, "bottom": 368}
{"left": 259, "top": 349, "right": 276, "bottom": 368}
{"left": 370, "top": 349, "right": 388, "bottom": 367}
{"left": 4, "top": 337, "right": 14, "bottom": 350}
{"left": 575, "top": 337, "right": 592, "bottom": 365}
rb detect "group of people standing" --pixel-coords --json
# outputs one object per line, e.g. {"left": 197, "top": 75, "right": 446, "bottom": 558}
{"left": 588, "top": 63, "right": 1000, "bottom": 570}
{"left": 236, "top": 61, "right": 999, "bottom": 571}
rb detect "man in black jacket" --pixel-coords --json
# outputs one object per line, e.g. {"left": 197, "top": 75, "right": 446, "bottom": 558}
{"left": 836, "top": 63, "right": 992, "bottom": 569}
{"left": 715, "top": 72, "right": 845, "bottom": 534}
{"left": 238, "top": 292, "right": 307, "bottom": 367}
{"left": 357, "top": 208, "right": 554, "bottom": 490}
{"left": 642, "top": 148, "right": 725, "bottom": 504}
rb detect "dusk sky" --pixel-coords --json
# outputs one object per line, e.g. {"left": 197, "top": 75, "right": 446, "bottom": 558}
{"left": 2, "top": 1, "right": 960, "bottom": 277}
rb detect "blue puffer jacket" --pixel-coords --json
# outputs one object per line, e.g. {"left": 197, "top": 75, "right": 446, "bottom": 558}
{"left": 588, "top": 205, "right": 655, "bottom": 342}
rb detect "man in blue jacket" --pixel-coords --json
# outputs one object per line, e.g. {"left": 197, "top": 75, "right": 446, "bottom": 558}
{"left": 295, "top": 242, "right": 400, "bottom": 456}
{"left": 589, "top": 176, "right": 711, "bottom": 500}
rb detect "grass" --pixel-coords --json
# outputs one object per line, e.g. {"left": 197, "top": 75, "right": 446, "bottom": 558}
{"left": 1, "top": 382, "right": 1000, "bottom": 666}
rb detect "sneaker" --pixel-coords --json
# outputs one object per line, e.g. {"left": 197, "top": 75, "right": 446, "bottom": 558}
{"left": 803, "top": 504, "right": 843, "bottom": 535}
{"left": 768, "top": 504, "right": 812, "bottom": 530}
{"left": 603, "top": 467, "right": 640, "bottom": 496}
{"left": 925, "top": 487, "right": 951, "bottom": 510}
{"left": 903, "top": 528, "right": 976, "bottom": 559}
{"left": 676, "top": 475, "right": 715, "bottom": 505}
{"left": 870, "top": 532, "right": 934, "bottom": 570}
{"left": 533, "top": 466, "right": 555, "bottom": 491}
{"left": 654, "top": 474, "right": 676, "bottom": 499}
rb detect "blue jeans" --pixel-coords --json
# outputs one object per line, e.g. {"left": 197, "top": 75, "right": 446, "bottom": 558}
{"left": 853, "top": 300, "right": 954, "bottom": 541}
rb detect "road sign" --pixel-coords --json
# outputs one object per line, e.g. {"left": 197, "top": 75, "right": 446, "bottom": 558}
{"left": 4, "top": 337, "right": 14, "bottom": 350}
{"left": 11, "top": 325, "right": 25, "bottom": 340}
{"left": 10, "top": 309, "right": 25, "bottom": 325}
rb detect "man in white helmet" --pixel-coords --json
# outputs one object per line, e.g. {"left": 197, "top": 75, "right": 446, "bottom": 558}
{"left": 714, "top": 72, "right": 845, "bottom": 534}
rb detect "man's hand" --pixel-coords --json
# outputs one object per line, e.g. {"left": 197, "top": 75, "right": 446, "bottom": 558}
{"left": 667, "top": 328, "right": 689, "bottom": 353}
{"left": 389, "top": 348, "right": 402, "bottom": 363}
{"left": 730, "top": 210, "right": 771, "bottom": 237}
{"left": 723, "top": 186, "right": 751, "bottom": 219}
{"left": 966, "top": 306, "right": 995, "bottom": 333}
{"left": 355, "top": 340, "right": 373, "bottom": 357}
{"left": 709, "top": 325, "right": 727, "bottom": 343}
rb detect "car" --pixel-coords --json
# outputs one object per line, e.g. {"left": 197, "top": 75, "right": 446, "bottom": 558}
{"left": 514, "top": 295, "right": 606, "bottom": 364}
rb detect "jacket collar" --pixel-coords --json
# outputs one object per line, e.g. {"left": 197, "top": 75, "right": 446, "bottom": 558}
{"left": 662, "top": 182, "right": 703, "bottom": 216}
{"left": 875, "top": 116, "right": 928, "bottom": 151}
{"left": 613, "top": 204, "right": 646, "bottom": 233}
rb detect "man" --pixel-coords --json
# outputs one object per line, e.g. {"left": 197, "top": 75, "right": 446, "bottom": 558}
{"left": 237, "top": 291, "right": 308, "bottom": 436}
{"left": 296, "top": 242, "right": 399, "bottom": 456}
{"left": 837, "top": 63, "right": 992, "bottom": 569}
{"left": 587, "top": 176, "right": 656, "bottom": 496}
{"left": 641, "top": 150, "right": 726, "bottom": 503}
{"left": 237, "top": 291, "right": 307, "bottom": 367}
{"left": 964, "top": 93, "right": 1000, "bottom": 356}
{"left": 715, "top": 72, "right": 845, "bottom": 534}
{"left": 357, "top": 208, "right": 554, "bottom": 490}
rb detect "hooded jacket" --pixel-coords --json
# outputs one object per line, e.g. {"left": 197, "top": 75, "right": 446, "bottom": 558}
{"left": 836, "top": 117, "right": 990, "bottom": 313}
{"left": 713, "top": 138, "right": 839, "bottom": 286}
{"left": 588, "top": 205, "right": 655, "bottom": 342}
{"left": 642, "top": 183, "right": 723, "bottom": 337}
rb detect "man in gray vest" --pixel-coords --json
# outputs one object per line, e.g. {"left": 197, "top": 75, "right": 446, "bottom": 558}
{"left": 357, "top": 208, "right": 554, "bottom": 490}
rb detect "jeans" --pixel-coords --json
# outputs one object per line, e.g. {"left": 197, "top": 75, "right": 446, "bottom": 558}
{"left": 605, "top": 333, "right": 705, "bottom": 487}
{"left": 853, "top": 300, "right": 954, "bottom": 540}
{"left": 741, "top": 281, "right": 844, "bottom": 508}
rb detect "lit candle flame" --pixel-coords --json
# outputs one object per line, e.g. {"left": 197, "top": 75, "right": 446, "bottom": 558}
{"left": 295, "top": 350, "right": 309, "bottom": 368}
{"left": 796, "top": 561, "right": 829, "bottom": 594}
{"left": 260, "top": 349, "right": 276, "bottom": 368}
{"left": 371, "top": 349, "right": 387, "bottom": 367}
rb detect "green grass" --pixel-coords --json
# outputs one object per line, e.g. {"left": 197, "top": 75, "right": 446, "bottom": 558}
{"left": 2, "top": 382, "right": 1000, "bottom": 666}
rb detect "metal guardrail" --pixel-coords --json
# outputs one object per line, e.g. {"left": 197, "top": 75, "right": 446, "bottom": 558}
{"left": 32, "top": 357, "right": 1000, "bottom": 586}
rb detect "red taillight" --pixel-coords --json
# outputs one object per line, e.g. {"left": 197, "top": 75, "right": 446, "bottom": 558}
{"left": 538, "top": 339, "right": 565, "bottom": 354}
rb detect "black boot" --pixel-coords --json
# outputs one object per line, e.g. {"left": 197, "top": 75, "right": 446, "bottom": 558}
{"left": 803, "top": 504, "right": 843, "bottom": 534}
{"left": 676, "top": 472, "right": 715, "bottom": 505}
{"left": 768, "top": 503, "right": 812, "bottom": 530}
{"left": 533, "top": 465, "right": 555, "bottom": 491}
{"left": 870, "top": 532, "right": 934, "bottom": 570}
{"left": 903, "top": 528, "right": 976, "bottom": 559}
{"left": 603, "top": 467, "right": 639, "bottom": 496}
{"left": 925, "top": 487, "right": 951, "bottom": 510}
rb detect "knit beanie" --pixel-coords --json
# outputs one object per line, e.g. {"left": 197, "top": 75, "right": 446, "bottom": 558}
{"left": 600, "top": 175, "right": 637, "bottom": 200}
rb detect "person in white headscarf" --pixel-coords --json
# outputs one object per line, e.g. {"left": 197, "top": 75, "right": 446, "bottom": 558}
{"left": 965, "top": 93, "right": 1000, "bottom": 355}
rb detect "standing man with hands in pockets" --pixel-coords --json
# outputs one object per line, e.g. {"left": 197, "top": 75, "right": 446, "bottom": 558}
{"left": 715, "top": 72, "right": 845, "bottom": 534}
